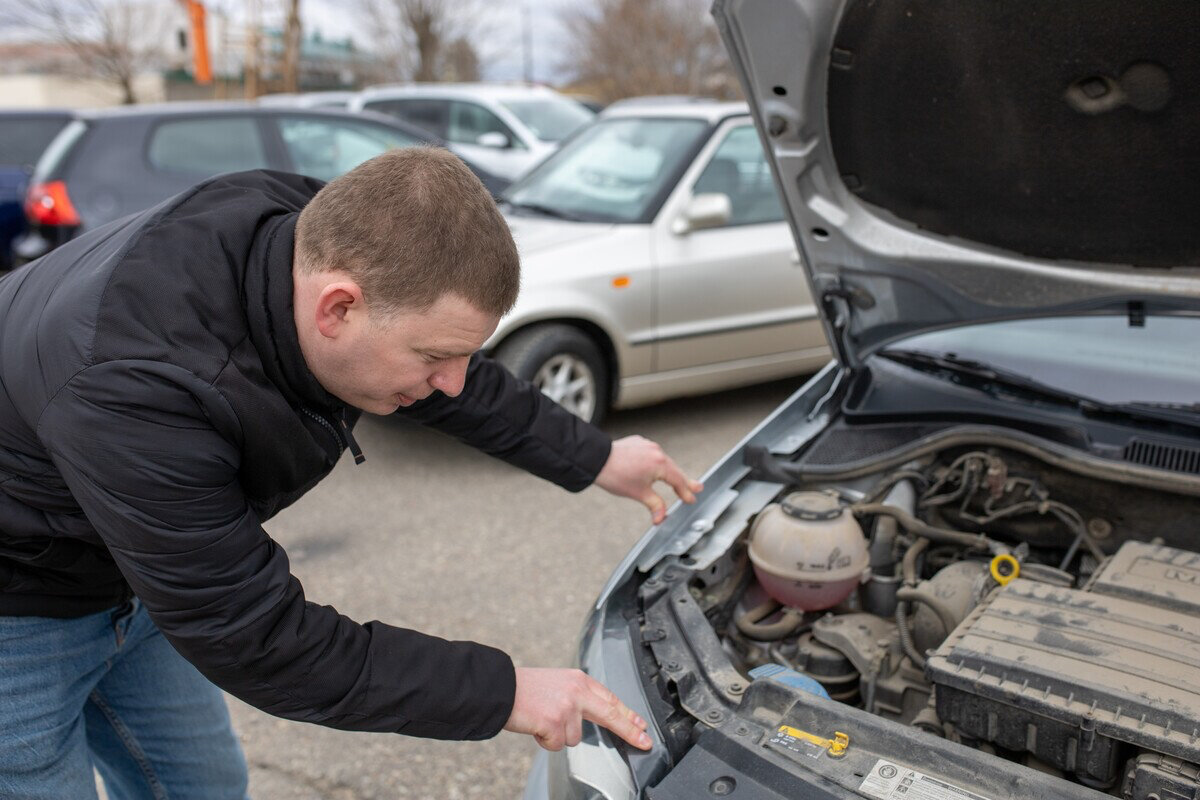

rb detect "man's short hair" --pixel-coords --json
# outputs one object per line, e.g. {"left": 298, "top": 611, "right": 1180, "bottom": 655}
{"left": 295, "top": 146, "right": 520, "bottom": 318}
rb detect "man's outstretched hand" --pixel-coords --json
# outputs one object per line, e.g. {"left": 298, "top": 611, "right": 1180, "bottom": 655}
{"left": 504, "top": 667, "right": 652, "bottom": 751}
{"left": 594, "top": 435, "right": 704, "bottom": 524}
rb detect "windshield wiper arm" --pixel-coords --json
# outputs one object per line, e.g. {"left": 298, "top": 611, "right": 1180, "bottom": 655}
{"left": 881, "top": 349, "right": 1084, "bottom": 404}
{"left": 503, "top": 200, "right": 583, "bottom": 222}
{"left": 880, "top": 349, "right": 1200, "bottom": 431}
{"left": 1115, "top": 401, "right": 1200, "bottom": 426}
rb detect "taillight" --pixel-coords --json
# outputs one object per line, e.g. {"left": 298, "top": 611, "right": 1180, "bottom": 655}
{"left": 25, "top": 180, "right": 80, "bottom": 227}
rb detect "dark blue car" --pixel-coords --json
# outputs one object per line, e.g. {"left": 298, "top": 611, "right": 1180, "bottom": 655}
{"left": 0, "top": 110, "right": 72, "bottom": 271}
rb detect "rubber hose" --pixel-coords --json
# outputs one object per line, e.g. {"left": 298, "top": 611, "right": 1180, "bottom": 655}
{"left": 902, "top": 537, "right": 930, "bottom": 586}
{"left": 743, "top": 425, "right": 1200, "bottom": 497}
{"left": 854, "top": 504, "right": 993, "bottom": 550}
{"left": 735, "top": 600, "right": 806, "bottom": 640}
{"left": 896, "top": 602, "right": 926, "bottom": 670}
{"left": 896, "top": 587, "right": 960, "bottom": 640}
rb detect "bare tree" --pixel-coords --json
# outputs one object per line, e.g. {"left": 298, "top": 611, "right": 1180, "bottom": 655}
{"left": 442, "top": 36, "right": 480, "bottom": 82}
{"left": 12, "top": 0, "right": 174, "bottom": 104}
{"left": 357, "top": 0, "right": 488, "bottom": 83}
{"left": 560, "top": 0, "right": 739, "bottom": 104}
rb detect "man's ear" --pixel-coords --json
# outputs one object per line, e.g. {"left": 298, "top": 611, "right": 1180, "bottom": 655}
{"left": 314, "top": 281, "right": 367, "bottom": 339}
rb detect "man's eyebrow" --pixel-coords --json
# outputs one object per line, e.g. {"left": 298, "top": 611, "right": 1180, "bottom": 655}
{"left": 421, "top": 348, "right": 476, "bottom": 359}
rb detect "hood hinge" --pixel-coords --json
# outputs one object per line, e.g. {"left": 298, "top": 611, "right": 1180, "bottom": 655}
{"left": 818, "top": 277, "right": 874, "bottom": 370}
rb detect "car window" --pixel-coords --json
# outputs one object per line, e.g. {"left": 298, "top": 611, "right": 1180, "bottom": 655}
{"left": 691, "top": 125, "right": 784, "bottom": 227}
{"left": 364, "top": 99, "right": 448, "bottom": 139}
{"left": 448, "top": 101, "right": 524, "bottom": 150}
{"left": 147, "top": 117, "right": 269, "bottom": 175}
{"left": 505, "top": 117, "right": 709, "bottom": 223}
{"left": 30, "top": 119, "right": 88, "bottom": 183}
{"left": 0, "top": 117, "right": 71, "bottom": 168}
{"left": 499, "top": 98, "right": 594, "bottom": 143}
{"left": 278, "top": 117, "right": 419, "bottom": 181}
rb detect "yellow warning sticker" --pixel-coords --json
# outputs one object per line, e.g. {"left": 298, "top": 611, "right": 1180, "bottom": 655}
{"left": 767, "top": 725, "right": 849, "bottom": 759}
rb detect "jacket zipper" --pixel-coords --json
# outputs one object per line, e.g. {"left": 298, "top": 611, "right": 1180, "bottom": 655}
{"left": 337, "top": 408, "right": 366, "bottom": 465}
{"left": 301, "top": 407, "right": 366, "bottom": 465}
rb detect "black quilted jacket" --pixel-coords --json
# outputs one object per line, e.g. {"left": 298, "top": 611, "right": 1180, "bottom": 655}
{"left": 0, "top": 170, "right": 611, "bottom": 740}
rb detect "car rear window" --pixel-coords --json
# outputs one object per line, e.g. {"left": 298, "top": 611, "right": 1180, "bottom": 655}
{"left": 0, "top": 116, "right": 71, "bottom": 168}
{"left": 147, "top": 117, "right": 269, "bottom": 175}
{"left": 30, "top": 119, "right": 88, "bottom": 183}
{"left": 278, "top": 116, "right": 418, "bottom": 181}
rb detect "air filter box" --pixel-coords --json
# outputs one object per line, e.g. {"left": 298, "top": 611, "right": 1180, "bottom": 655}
{"left": 927, "top": 545, "right": 1200, "bottom": 786}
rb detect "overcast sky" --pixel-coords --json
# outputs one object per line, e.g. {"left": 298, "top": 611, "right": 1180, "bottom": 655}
{"left": 303, "top": 0, "right": 583, "bottom": 85}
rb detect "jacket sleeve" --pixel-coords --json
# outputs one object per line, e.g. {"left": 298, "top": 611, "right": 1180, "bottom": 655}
{"left": 397, "top": 353, "right": 612, "bottom": 492}
{"left": 38, "top": 360, "right": 515, "bottom": 739}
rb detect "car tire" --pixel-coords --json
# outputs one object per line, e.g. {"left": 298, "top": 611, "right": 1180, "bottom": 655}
{"left": 494, "top": 325, "right": 610, "bottom": 426}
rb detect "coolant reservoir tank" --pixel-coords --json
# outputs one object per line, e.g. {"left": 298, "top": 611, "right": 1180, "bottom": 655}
{"left": 748, "top": 491, "right": 869, "bottom": 610}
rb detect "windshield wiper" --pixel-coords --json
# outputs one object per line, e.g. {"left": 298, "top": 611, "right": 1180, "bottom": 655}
{"left": 880, "top": 349, "right": 1200, "bottom": 431}
{"left": 1116, "top": 401, "right": 1200, "bottom": 426}
{"left": 502, "top": 200, "right": 583, "bottom": 222}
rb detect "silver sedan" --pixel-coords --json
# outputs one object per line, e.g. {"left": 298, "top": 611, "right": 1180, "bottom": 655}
{"left": 487, "top": 101, "right": 829, "bottom": 424}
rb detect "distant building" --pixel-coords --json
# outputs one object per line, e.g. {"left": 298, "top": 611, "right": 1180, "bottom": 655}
{"left": 0, "top": 2, "right": 387, "bottom": 108}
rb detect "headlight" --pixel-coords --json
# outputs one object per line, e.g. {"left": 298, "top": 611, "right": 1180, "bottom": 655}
{"left": 546, "top": 736, "right": 634, "bottom": 800}
{"left": 542, "top": 600, "right": 660, "bottom": 800}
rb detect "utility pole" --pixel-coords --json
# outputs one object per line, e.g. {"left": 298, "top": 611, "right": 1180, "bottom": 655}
{"left": 522, "top": 0, "right": 533, "bottom": 84}
{"left": 244, "top": 0, "right": 261, "bottom": 99}
{"left": 283, "top": 0, "right": 302, "bottom": 93}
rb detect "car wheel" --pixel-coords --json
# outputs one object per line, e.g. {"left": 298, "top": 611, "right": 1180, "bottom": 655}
{"left": 494, "top": 325, "right": 610, "bottom": 426}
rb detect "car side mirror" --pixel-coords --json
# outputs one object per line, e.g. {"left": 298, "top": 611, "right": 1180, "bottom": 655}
{"left": 673, "top": 193, "right": 732, "bottom": 234}
{"left": 476, "top": 131, "right": 510, "bottom": 149}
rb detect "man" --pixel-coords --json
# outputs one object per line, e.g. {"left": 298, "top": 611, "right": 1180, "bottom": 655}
{"left": 0, "top": 147, "right": 703, "bottom": 798}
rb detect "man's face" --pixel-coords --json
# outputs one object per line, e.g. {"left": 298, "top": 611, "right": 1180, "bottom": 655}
{"left": 306, "top": 290, "right": 500, "bottom": 415}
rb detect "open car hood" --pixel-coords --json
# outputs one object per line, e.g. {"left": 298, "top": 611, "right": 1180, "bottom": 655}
{"left": 713, "top": 0, "right": 1200, "bottom": 366}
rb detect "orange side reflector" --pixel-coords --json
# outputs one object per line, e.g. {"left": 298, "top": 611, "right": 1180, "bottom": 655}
{"left": 612, "top": 276, "right": 631, "bottom": 288}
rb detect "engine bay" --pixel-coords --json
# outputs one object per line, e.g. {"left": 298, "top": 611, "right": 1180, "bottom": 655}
{"left": 638, "top": 434, "right": 1200, "bottom": 799}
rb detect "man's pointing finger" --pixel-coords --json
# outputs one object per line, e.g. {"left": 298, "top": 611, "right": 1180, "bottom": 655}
{"left": 582, "top": 693, "right": 653, "bottom": 750}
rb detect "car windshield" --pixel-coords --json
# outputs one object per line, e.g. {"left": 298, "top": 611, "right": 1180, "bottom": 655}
{"left": 503, "top": 117, "right": 709, "bottom": 223}
{"left": 499, "top": 98, "right": 594, "bottom": 142}
{"left": 883, "top": 314, "right": 1200, "bottom": 407}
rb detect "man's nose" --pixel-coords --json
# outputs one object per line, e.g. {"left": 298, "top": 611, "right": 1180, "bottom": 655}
{"left": 429, "top": 358, "right": 469, "bottom": 397}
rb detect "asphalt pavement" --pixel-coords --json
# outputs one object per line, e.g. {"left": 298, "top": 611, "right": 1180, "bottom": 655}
{"left": 228, "top": 377, "right": 802, "bottom": 799}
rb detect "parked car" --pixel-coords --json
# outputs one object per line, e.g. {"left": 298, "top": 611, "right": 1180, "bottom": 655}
{"left": 0, "top": 110, "right": 72, "bottom": 271}
{"left": 12, "top": 102, "right": 508, "bottom": 265}
{"left": 350, "top": 83, "right": 595, "bottom": 181}
{"left": 485, "top": 99, "right": 829, "bottom": 425}
{"left": 525, "top": 1, "right": 1200, "bottom": 799}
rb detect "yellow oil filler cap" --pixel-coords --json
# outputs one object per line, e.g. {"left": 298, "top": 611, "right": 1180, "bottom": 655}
{"left": 990, "top": 554, "right": 1020, "bottom": 586}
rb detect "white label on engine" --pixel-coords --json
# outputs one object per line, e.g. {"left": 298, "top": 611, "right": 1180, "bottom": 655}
{"left": 859, "top": 759, "right": 995, "bottom": 800}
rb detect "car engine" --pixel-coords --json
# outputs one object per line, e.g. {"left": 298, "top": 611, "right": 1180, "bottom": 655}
{"left": 660, "top": 444, "right": 1200, "bottom": 799}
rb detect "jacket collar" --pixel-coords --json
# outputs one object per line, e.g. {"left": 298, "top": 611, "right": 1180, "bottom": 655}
{"left": 244, "top": 212, "right": 339, "bottom": 413}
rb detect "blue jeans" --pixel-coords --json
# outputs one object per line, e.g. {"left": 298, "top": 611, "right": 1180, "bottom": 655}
{"left": 0, "top": 599, "right": 250, "bottom": 800}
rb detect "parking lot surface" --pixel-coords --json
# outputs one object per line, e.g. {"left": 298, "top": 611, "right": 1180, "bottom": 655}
{"left": 227, "top": 376, "right": 801, "bottom": 799}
